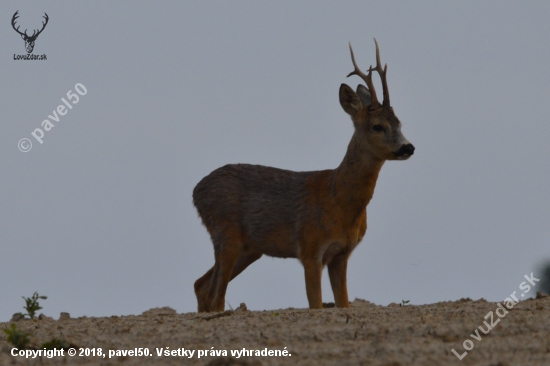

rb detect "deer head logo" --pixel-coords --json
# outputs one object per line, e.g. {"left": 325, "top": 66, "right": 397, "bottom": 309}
{"left": 12, "top": 11, "right": 49, "bottom": 54}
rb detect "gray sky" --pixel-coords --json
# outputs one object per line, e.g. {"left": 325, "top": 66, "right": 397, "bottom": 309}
{"left": 2, "top": 1, "right": 549, "bottom": 320}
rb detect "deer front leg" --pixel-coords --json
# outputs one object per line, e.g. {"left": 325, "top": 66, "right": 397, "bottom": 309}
{"left": 328, "top": 254, "right": 350, "bottom": 308}
{"left": 302, "top": 259, "right": 323, "bottom": 309}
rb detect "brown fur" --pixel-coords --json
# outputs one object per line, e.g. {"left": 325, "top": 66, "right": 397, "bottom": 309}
{"left": 193, "top": 41, "right": 414, "bottom": 312}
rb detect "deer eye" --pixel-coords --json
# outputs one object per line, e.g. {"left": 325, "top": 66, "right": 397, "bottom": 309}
{"left": 372, "top": 125, "right": 385, "bottom": 132}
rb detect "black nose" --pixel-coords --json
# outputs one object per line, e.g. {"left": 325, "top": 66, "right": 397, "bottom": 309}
{"left": 397, "top": 143, "right": 415, "bottom": 157}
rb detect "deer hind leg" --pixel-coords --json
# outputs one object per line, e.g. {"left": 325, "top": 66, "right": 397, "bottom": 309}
{"left": 230, "top": 251, "right": 262, "bottom": 281}
{"left": 194, "top": 265, "right": 217, "bottom": 312}
{"left": 196, "top": 251, "right": 261, "bottom": 312}
{"left": 209, "top": 229, "right": 243, "bottom": 312}
{"left": 328, "top": 254, "right": 350, "bottom": 308}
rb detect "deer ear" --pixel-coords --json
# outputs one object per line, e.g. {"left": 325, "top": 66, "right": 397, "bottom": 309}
{"left": 339, "top": 84, "right": 362, "bottom": 117}
{"left": 356, "top": 85, "right": 372, "bottom": 108}
{"left": 21, "top": 34, "right": 25, "bottom": 40}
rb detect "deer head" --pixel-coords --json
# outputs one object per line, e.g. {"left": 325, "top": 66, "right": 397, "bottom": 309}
{"left": 12, "top": 11, "right": 49, "bottom": 54}
{"left": 339, "top": 39, "right": 414, "bottom": 161}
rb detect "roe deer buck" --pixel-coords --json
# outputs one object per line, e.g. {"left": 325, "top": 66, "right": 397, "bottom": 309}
{"left": 193, "top": 39, "right": 414, "bottom": 312}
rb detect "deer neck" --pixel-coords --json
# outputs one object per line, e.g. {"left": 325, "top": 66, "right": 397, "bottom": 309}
{"left": 333, "top": 133, "right": 385, "bottom": 216}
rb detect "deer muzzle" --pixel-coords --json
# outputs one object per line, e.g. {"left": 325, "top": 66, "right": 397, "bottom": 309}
{"left": 395, "top": 143, "right": 415, "bottom": 159}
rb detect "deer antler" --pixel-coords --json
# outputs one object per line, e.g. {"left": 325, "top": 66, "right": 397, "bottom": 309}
{"left": 346, "top": 38, "right": 390, "bottom": 109}
{"left": 11, "top": 11, "right": 26, "bottom": 37}
{"left": 11, "top": 11, "right": 49, "bottom": 40}
{"left": 371, "top": 39, "right": 390, "bottom": 107}
{"left": 347, "top": 42, "right": 380, "bottom": 109}
{"left": 30, "top": 13, "right": 49, "bottom": 40}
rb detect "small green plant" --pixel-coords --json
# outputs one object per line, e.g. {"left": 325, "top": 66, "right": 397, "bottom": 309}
{"left": 42, "top": 338, "right": 70, "bottom": 350}
{"left": 400, "top": 300, "right": 410, "bottom": 307}
{"left": 22, "top": 292, "right": 47, "bottom": 319}
{"left": 3, "top": 323, "right": 31, "bottom": 349}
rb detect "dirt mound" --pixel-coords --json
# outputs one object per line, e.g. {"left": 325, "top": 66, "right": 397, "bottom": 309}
{"left": 2, "top": 296, "right": 550, "bottom": 365}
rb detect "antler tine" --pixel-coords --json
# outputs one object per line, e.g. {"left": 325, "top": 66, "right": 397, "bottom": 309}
{"left": 372, "top": 38, "right": 390, "bottom": 107}
{"left": 346, "top": 43, "right": 367, "bottom": 81}
{"left": 346, "top": 42, "right": 380, "bottom": 109}
{"left": 35, "top": 13, "right": 49, "bottom": 37}
{"left": 11, "top": 11, "right": 26, "bottom": 36}
{"left": 374, "top": 39, "right": 382, "bottom": 71}
{"left": 12, "top": 11, "right": 19, "bottom": 25}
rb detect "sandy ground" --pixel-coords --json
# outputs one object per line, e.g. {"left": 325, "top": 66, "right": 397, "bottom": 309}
{"left": 1, "top": 295, "right": 550, "bottom": 366}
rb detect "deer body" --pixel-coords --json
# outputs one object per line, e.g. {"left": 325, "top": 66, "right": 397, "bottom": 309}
{"left": 193, "top": 40, "right": 414, "bottom": 312}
